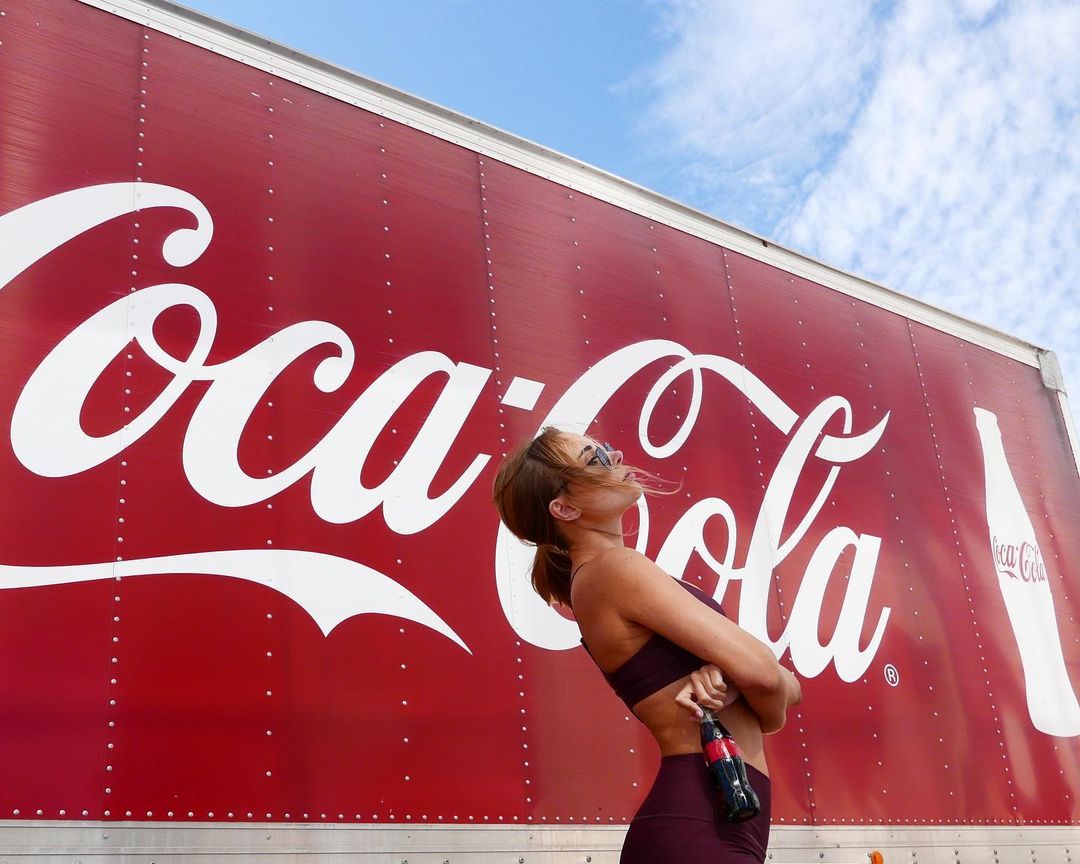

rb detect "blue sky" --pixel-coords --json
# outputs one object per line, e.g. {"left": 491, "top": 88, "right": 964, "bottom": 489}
{"left": 191, "top": 0, "right": 665, "bottom": 182}
{"left": 191, "top": 0, "right": 1079, "bottom": 413}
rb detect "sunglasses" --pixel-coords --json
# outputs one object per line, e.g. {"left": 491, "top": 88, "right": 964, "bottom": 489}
{"left": 584, "top": 442, "right": 616, "bottom": 469}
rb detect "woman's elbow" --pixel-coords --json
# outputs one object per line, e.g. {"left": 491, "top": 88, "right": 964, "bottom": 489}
{"left": 759, "top": 668, "right": 803, "bottom": 733}
{"left": 759, "top": 709, "right": 788, "bottom": 735}
{"left": 741, "top": 661, "right": 788, "bottom": 732}
{"left": 743, "top": 658, "right": 784, "bottom": 697}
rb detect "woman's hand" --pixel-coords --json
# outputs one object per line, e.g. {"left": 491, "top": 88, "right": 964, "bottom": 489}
{"left": 674, "top": 664, "right": 741, "bottom": 719}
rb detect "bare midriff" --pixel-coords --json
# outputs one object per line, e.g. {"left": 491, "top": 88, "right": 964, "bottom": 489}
{"left": 631, "top": 676, "right": 768, "bottom": 777}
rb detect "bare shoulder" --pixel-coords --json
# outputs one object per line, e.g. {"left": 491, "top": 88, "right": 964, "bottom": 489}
{"left": 569, "top": 547, "right": 667, "bottom": 647}
{"left": 578, "top": 547, "right": 725, "bottom": 641}
{"left": 572, "top": 547, "right": 673, "bottom": 611}
{"left": 577, "top": 546, "right": 653, "bottom": 583}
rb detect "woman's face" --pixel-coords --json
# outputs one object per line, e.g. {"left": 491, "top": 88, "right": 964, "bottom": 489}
{"left": 558, "top": 433, "right": 642, "bottom": 517}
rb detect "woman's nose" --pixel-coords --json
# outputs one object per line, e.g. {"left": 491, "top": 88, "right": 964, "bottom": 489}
{"left": 611, "top": 448, "right": 624, "bottom": 465}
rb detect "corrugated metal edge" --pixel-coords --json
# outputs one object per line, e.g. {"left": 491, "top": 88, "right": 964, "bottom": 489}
{"left": 1036, "top": 352, "right": 1080, "bottom": 478}
{"left": 1057, "top": 391, "right": 1080, "bottom": 480}
{"left": 74, "top": 0, "right": 1050, "bottom": 371}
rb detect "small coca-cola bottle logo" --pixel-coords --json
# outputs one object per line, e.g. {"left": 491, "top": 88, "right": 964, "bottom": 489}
{"left": 992, "top": 536, "right": 1048, "bottom": 583}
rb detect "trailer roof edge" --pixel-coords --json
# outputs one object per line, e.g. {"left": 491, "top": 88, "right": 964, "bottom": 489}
{"left": 82, "top": 0, "right": 1044, "bottom": 368}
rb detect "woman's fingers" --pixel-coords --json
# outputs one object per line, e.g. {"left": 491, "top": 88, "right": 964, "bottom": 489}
{"left": 676, "top": 665, "right": 738, "bottom": 717}
{"left": 719, "top": 681, "right": 742, "bottom": 708}
{"left": 674, "top": 681, "right": 703, "bottom": 719}
{"left": 698, "top": 663, "right": 744, "bottom": 708}
{"left": 690, "top": 668, "right": 727, "bottom": 710}
{"left": 706, "top": 665, "right": 726, "bottom": 692}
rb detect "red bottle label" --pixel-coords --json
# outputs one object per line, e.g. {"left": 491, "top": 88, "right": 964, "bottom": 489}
{"left": 704, "top": 736, "right": 739, "bottom": 763}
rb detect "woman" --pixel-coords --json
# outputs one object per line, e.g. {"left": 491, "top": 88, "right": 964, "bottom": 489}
{"left": 493, "top": 427, "right": 801, "bottom": 863}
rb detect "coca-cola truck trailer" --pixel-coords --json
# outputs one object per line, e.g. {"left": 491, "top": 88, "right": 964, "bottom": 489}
{"left": 1, "top": 0, "right": 1078, "bottom": 861}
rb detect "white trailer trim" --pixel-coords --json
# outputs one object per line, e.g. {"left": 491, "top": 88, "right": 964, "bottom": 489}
{"left": 0, "top": 821, "right": 1077, "bottom": 864}
{"left": 82, "top": 0, "right": 1047, "bottom": 372}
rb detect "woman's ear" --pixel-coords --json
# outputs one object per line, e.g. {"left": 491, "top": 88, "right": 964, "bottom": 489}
{"left": 548, "top": 495, "right": 581, "bottom": 523}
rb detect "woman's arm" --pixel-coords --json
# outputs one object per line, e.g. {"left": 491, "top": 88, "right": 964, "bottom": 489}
{"left": 672, "top": 653, "right": 803, "bottom": 733}
{"left": 592, "top": 547, "right": 788, "bottom": 732}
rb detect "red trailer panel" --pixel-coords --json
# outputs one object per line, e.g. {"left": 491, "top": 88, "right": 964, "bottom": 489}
{"left": 0, "top": 0, "right": 1077, "bottom": 853}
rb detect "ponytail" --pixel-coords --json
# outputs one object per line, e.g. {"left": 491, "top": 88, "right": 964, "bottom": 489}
{"left": 532, "top": 543, "right": 573, "bottom": 608}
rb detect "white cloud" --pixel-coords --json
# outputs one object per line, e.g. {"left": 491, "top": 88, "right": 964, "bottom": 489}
{"left": 645, "top": 0, "right": 883, "bottom": 229}
{"left": 643, "top": 0, "right": 1080, "bottom": 405}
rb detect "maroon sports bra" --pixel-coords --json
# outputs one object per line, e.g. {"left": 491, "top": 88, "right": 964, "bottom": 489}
{"left": 580, "top": 580, "right": 726, "bottom": 711}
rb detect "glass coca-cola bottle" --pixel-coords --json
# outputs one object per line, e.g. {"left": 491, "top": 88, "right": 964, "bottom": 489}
{"left": 699, "top": 706, "right": 760, "bottom": 821}
{"left": 974, "top": 407, "right": 1080, "bottom": 736}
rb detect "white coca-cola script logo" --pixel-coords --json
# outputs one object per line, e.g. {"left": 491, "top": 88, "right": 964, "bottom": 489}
{"left": 992, "top": 536, "right": 1049, "bottom": 583}
{"left": 0, "top": 183, "right": 892, "bottom": 680}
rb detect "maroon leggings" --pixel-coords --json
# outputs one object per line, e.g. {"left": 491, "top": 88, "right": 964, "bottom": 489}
{"left": 621, "top": 754, "right": 771, "bottom": 863}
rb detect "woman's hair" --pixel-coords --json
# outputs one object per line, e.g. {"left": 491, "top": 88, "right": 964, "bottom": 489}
{"left": 491, "top": 427, "right": 668, "bottom": 607}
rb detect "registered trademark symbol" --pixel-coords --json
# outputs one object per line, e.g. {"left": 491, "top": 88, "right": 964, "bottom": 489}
{"left": 884, "top": 664, "right": 900, "bottom": 687}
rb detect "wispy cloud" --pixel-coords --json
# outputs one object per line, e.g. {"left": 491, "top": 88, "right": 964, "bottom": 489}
{"left": 645, "top": 0, "right": 885, "bottom": 228}
{"left": 642, "top": 0, "right": 1080, "bottom": 399}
